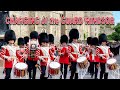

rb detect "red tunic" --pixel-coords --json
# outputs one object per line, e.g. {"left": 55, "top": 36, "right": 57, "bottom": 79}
{"left": 16, "top": 48, "right": 26, "bottom": 62}
{"left": 38, "top": 47, "right": 51, "bottom": 66}
{"left": 59, "top": 47, "right": 69, "bottom": 64}
{"left": 84, "top": 45, "right": 91, "bottom": 60}
{"left": 87, "top": 47, "right": 99, "bottom": 62}
{"left": 68, "top": 43, "right": 83, "bottom": 62}
{"left": 96, "top": 46, "right": 112, "bottom": 63}
{"left": 49, "top": 44, "right": 57, "bottom": 61}
{"left": 25, "top": 41, "right": 40, "bottom": 61}
{"left": 89, "top": 52, "right": 100, "bottom": 63}
{"left": 0, "top": 45, "right": 17, "bottom": 68}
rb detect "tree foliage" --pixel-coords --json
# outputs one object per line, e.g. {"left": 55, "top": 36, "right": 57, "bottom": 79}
{"left": 107, "top": 23, "right": 120, "bottom": 41}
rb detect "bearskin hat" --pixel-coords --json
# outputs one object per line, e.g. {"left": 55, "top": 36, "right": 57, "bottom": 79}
{"left": 99, "top": 33, "right": 107, "bottom": 44}
{"left": 24, "top": 36, "right": 29, "bottom": 44}
{"left": 91, "top": 37, "right": 99, "bottom": 46}
{"left": 30, "top": 31, "right": 38, "bottom": 39}
{"left": 17, "top": 37, "right": 25, "bottom": 45}
{"left": 69, "top": 28, "right": 79, "bottom": 40}
{"left": 38, "top": 32, "right": 49, "bottom": 45}
{"left": 48, "top": 34, "right": 54, "bottom": 43}
{"left": 87, "top": 37, "right": 92, "bottom": 45}
{"left": 60, "top": 35, "right": 68, "bottom": 44}
{"left": 4, "top": 30, "right": 16, "bottom": 43}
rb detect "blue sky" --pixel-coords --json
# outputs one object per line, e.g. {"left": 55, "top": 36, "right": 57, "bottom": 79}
{"left": 113, "top": 11, "right": 120, "bottom": 25}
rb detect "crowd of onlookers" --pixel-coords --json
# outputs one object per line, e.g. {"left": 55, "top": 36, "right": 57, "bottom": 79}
{"left": 79, "top": 40, "right": 120, "bottom": 56}
{"left": 108, "top": 41, "right": 120, "bottom": 56}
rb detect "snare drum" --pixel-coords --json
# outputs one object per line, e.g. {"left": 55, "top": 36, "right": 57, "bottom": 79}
{"left": 48, "top": 62, "right": 60, "bottom": 75}
{"left": 107, "top": 58, "right": 118, "bottom": 70}
{"left": 14, "top": 62, "right": 28, "bottom": 77}
{"left": 77, "top": 56, "right": 88, "bottom": 69}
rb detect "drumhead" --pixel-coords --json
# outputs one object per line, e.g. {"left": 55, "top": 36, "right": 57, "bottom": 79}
{"left": 15, "top": 62, "right": 28, "bottom": 70}
{"left": 107, "top": 58, "right": 116, "bottom": 65}
{"left": 49, "top": 62, "right": 60, "bottom": 69}
{"left": 77, "top": 56, "right": 87, "bottom": 63}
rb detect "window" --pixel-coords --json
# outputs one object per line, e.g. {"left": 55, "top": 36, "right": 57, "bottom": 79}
{"left": 95, "top": 33, "right": 97, "bottom": 36}
{"left": 95, "top": 28, "right": 96, "bottom": 31}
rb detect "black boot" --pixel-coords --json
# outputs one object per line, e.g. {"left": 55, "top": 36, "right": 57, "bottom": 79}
{"left": 70, "top": 76, "right": 73, "bottom": 79}
{"left": 40, "top": 74, "right": 44, "bottom": 79}
{"left": 75, "top": 73, "right": 78, "bottom": 79}
{"left": 100, "top": 71, "right": 104, "bottom": 79}
{"left": 60, "top": 75, "right": 62, "bottom": 79}
{"left": 91, "top": 73, "right": 94, "bottom": 78}
{"left": 104, "top": 73, "right": 108, "bottom": 79}
{"left": 70, "top": 71, "right": 74, "bottom": 79}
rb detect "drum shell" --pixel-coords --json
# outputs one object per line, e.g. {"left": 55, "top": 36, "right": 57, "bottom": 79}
{"left": 48, "top": 67, "right": 60, "bottom": 75}
{"left": 14, "top": 63, "right": 28, "bottom": 77}
{"left": 107, "top": 63, "right": 118, "bottom": 70}
{"left": 48, "top": 62, "right": 60, "bottom": 75}
{"left": 14, "top": 67, "right": 27, "bottom": 77}
{"left": 77, "top": 59, "right": 88, "bottom": 69}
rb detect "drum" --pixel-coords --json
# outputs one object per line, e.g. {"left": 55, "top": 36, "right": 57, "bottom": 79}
{"left": 77, "top": 56, "right": 88, "bottom": 69}
{"left": 107, "top": 58, "right": 118, "bottom": 70}
{"left": 14, "top": 62, "right": 28, "bottom": 77}
{"left": 48, "top": 62, "right": 60, "bottom": 75}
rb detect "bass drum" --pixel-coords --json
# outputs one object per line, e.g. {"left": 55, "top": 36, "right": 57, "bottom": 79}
{"left": 14, "top": 62, "right": 28, "bottom": 77}
{"left": 48, "top": 61, "right": 60, "bottom": 76}
{"left": 107, "top": 58, "right": 118, "bottom": 70}
{"left": 77, "top": 56, "right": 89, "bottom": 69}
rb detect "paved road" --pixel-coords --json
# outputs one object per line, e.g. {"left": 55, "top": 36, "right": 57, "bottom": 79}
{"left": 0, "top": 55, "right": 120, "bottom": 79}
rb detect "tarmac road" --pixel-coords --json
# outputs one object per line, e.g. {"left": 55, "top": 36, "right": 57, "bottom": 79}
{"left": 0, "top": 55, "right": 120, "bottom": 79}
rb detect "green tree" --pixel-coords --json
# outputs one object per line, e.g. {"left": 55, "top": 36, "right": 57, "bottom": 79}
{"left": 107, "top": 23, "right": 120, "bottom": 41}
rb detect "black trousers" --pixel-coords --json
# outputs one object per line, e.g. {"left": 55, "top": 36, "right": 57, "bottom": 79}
{"left": 90, "top": 62, "right": 99, "bottom": 79}
{"left": 70, "top": 62, "right": 78, "bottom": 79}
{"left": 87, "top": 60, "right": 91, "bottom": 73}
{"left": 27, "top": 60, "right": 37, "bottom": 79}
{"left": 40, "top": 66, "right": 47, "bottom": 79}
{"left": 5, "top": 68, "right": 12, "bottom": 79}
{"left": 100, "top": 63, "right": 108, "bottom": 79}
{"left": 60, "top": 63, "right": 68, "bottom": 79}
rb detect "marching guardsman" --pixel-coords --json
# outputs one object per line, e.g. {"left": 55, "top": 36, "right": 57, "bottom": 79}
{"left": 0, "top": 30, "right": 18, "bottom": 79}
{"left": 96, "top": 33, "right": 113, "bottom": 79}
{"left": 68, "top": 28, "right": 84, "bottom": 79}
{"left": 48, "top": 34, "right": 57, "bottom": 61}
{"left": 89, "top": 37, "right": 99, "bottom": 79}
{"left": 85, "top": 37, "right": 92, "bottom": 74}
{"left": 58, "top": 35, "right": 69, "bottom": 79}
{"left": 24, "top": 36, "right": 30, "bottom": 73}
{"left": 25, "top": 31, "right": 39, "bottom": 79}
{"left": 24, "top": 36, "right": 29, "bottom": 47}
{"left": 16, "top": 37, "right": 26, "bottom": 63}
{"left": 38, "top": 32, "right": 51, "bottom": 79}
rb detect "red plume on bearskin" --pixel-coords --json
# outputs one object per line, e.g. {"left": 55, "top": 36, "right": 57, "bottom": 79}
{"left": 4, "top": 30, "right": 16, "bottom": 43}
{"left": 60, "top": 35, "right": 68, "bottom": 44}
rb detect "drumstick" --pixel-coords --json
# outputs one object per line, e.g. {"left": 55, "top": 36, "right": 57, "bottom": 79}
{"left": 35, "top": 64, "right": 41, "bottom": 71}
